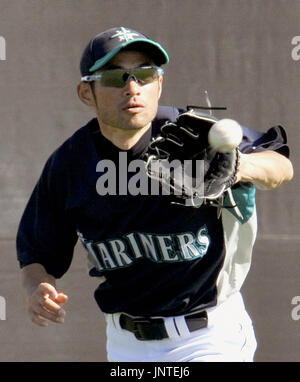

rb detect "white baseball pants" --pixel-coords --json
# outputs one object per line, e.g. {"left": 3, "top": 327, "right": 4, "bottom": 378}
{"left": 105, "top": 292, "right": 257, "bottom": 362}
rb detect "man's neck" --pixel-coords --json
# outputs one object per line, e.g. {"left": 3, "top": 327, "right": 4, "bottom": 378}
{"left": 97, "top": 120, "right": 151, "bottom": 150}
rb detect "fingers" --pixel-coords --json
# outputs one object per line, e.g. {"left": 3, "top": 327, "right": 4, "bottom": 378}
{"left": 27, "top": 282, "right": 68, "bottom": 327}
{"left": 29, "top": 308, "right": 49, "bottom": 327}
{"left": 55, "top": 292, "right": 68, "bottom": 304}
{"left": 29, "top": 305, "right": 65, "bottom": 327}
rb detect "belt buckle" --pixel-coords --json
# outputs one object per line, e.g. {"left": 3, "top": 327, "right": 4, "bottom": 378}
{"left": 132, "top": 318, "right": 153, "bottom": 341}
{"left": 132, "top": 317, "right": 167, "bottom": 341}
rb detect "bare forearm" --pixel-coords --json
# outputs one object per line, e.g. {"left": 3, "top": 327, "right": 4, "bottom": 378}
{"left": 236, "top": 150, "right": 294, "bottom": 190}
{"left": 21, "top": 263, "right": 56, "bottom": 301}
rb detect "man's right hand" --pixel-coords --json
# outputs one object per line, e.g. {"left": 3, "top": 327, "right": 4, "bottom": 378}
{"left": 21, "top": 263, "right": 68, "bottom": 327}
{"left": 27, "top": 282, "right": 68, "bottom": 327}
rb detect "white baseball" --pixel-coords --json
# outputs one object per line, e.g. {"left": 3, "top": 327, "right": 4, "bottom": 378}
{"left": 208, "top": 119, "right": 243, "bottom": 153}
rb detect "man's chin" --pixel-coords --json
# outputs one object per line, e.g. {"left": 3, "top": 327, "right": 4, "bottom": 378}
{"left": 121, "top": 114, "right": 153, "bottom": 131}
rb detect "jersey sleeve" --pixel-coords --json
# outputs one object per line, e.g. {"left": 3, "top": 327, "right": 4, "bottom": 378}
{"left": 16, "top": 149, "right": 78, "bottom": 279}
{"left": 240, "top": 124, "right": 290, "bottom": 157}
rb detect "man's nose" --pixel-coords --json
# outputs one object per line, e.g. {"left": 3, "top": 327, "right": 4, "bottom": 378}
{"left": 123, "top": 75, "right": 141, "bottom": 96}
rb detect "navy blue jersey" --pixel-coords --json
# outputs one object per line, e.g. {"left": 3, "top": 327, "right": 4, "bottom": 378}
{"left": 16, "top": 106, "right": 289, "bottom": 317}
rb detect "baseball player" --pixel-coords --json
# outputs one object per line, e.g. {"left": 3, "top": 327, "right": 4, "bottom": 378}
{"left": 17, "top": 27, "right": 293, "bottom": 362}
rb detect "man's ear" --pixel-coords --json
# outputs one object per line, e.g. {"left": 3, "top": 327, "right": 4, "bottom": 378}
{"left": 77, "top": 82, "right": 96, "bottom": 107}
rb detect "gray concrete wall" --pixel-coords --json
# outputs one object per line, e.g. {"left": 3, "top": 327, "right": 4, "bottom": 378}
{"left": 0, "top": 0, "right": 299, "bottom": 362}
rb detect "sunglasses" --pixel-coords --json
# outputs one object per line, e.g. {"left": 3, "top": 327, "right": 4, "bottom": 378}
{"left": 81, "top": 66, "right": 164, "bottom": 88}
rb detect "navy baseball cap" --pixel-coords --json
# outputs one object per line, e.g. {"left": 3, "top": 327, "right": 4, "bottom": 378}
{"left": 80, "top": 27, "right": 169, "bottom": 76}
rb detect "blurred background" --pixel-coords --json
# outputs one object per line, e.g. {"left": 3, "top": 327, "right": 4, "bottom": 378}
{"left": 0, "top": 0, "right": 299, "bottom": 362}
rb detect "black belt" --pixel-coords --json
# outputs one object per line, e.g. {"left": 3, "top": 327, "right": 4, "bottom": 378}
{"left": 119, "top": 311, "right": 208, "bottom": 341}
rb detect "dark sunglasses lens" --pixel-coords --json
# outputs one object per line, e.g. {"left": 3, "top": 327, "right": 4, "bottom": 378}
{"left": 133, "top": 67, "right": 158, "bottom": 83}
{"left": 100, "top": 69, "right": 125, "bottom": 88}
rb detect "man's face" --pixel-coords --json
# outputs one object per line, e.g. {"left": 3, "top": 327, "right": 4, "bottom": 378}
{"left": 90, "top": 50, "right": 163, "bottom": 132}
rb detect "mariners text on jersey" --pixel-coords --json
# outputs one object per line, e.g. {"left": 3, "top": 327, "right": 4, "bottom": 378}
{"left": 77, "top": 226, "right": 210, "bottom": 275}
